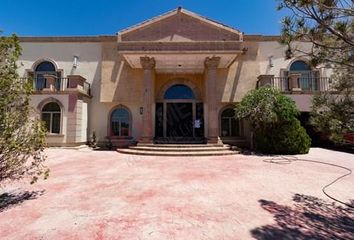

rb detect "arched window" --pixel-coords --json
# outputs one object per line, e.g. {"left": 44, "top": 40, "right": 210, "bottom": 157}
{"left": 164, "top": 84, "right": 195, "bottom": 99}
{"left": 289, "top": 60, "right": 311, "bottom": 71}
{"left": 287, "top": 60, "right": 319, "bottom": 90}
{"left": 111, "top": 107, "right": 130, "bottom": 137}
{"left": 34, "top": 61, "right": 60, "bottom": 90}
{"left": 220, "top": 108, "right": 240, "bottom": 137}
{"left": 42, "top": 102, "right": 61, "bottom": 134}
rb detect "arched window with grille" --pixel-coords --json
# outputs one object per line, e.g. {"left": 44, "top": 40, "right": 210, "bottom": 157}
{"left": 41, "top": 102, "right": 61, "bottom": 134}
{"left": 111, "top": 107, "right": 131, "bottom": 137}
{"left": 34, "top": 61, "right": 60, "bottom": 90}
{"left": 220, "top": 108, "right": 240, "bottom": 137}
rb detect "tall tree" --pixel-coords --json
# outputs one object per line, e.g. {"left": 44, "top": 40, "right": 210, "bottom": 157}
{"left": 0, "top": 32, "right": 48, "bottom": 184}
{"left": 278, "top": 0, "right": 354, "bottom": 142}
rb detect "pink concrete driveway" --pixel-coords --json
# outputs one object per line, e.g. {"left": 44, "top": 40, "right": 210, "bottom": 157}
{"left": 0, "top": 148, "right": 353, "bottom": 239}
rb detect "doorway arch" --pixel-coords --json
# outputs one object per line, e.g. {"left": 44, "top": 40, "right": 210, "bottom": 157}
{"left": 155, "top": 83, "right": 204, "bottom": 142}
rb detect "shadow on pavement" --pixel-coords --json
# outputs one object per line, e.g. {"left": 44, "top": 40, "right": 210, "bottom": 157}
{"left": 251, "top": 194, "right": 354, "bottom": 239}
{"left": 0, "top": 190, "right": 44, "bottom": 213}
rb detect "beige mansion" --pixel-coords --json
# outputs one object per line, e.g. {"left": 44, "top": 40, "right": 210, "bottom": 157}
{"left": 17, "top": 8, "right": 332, "bottom": 147}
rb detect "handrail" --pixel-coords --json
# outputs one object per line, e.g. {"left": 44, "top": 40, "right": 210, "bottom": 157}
{"left": 19, "top": 77, "right": 91, "bottom": 95}
{"left": 258, "top": 76, "right": 331, "bottom": 92}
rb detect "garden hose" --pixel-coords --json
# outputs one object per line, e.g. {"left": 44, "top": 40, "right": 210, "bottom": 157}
{"left": 263, "top": 155, "right": 354, "bottom": 209}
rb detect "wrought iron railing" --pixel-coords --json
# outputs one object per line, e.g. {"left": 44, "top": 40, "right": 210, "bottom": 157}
{"left": 19, "top": 77, "right": 91, "bottom": 95}
{"left": 258, "top": 77, "right": 331, "bottom": 92}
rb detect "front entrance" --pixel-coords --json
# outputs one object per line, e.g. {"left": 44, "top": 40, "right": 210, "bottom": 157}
{"left": 167, "top": 103, "right": 193, "bottom": 138}
{"left": 155, "top": 84, "right": 204, "bottom": 143}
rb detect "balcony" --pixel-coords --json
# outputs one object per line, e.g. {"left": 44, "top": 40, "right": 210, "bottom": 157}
{"left": 20, "top": 75, "right": 91, "bottom": 96}
{"left": 257, "top": 74, "right": 331, "bottom": 93}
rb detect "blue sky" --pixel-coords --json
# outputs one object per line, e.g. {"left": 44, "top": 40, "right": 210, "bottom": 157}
{"left": 0, "top": 0, "right": 288, "bottom": 36}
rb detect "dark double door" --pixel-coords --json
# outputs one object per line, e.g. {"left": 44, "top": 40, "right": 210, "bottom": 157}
{"left": 155, "top": 102, "right": 204, "bottom": 141}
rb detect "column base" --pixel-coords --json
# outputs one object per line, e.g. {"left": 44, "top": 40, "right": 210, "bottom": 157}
{"left": 207, "top": 136, "right": 223, "bottom": 145}
{"left": 291, "top": 88, "right": 302, "bottom": 92}
{"left": 139, "top": 136, "right": 154, "bottom": 144}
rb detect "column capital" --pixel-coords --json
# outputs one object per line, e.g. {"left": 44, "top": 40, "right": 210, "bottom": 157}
{"left": 140, "top": 56, "right": 156, "bottom": 70}
{"left": 204, "top": 56, "right": 220, "bottom": 69}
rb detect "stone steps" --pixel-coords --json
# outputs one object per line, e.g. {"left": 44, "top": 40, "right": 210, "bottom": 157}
{"left": 117, "top": 144, "right": 239, "bottom": 156}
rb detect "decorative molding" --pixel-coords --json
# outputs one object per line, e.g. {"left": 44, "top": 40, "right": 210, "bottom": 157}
{"left": 140, "top": 56, "right": 156, "bottom": 70}
{"left": 37, "top": 97, "right": 64, "bottom": 112}
{"left": 204, "top": 56, "right": 221, "bottom": 69}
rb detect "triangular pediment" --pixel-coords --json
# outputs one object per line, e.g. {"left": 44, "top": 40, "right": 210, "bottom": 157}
{"left": 118, "top": 8, "right": 243, "bottom": 42}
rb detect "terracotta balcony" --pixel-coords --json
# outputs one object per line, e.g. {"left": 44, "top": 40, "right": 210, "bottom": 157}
{"left": 257, "top": 75, "right": 331, "bottom": 92}
{"left": 20, "top": 75, "right": 91, "bottom": 96}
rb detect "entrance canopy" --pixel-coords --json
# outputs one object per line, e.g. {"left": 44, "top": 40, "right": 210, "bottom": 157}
{"left": 117, "top": 7, "right": 245, "bottom": 73}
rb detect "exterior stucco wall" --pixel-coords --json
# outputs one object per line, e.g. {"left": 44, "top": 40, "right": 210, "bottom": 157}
{"left": 218, "top": 41, "right": 261, "bottom": 103}
{"left": 18, "top": 42, "right": 101, "bottom": 84}
{"left": 100, "top": 42, "right": 144, "bottom": 103}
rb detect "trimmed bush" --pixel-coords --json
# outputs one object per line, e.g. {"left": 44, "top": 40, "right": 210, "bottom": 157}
{"left": 255, "top": 119, "right": 311, "bottom": 154}
{"left": 235, "top": 87, "right": 311, "bottom": 154}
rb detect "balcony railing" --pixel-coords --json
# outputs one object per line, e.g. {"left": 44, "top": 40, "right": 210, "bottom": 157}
{"left": 257, "top": 75, "right": 331, "bottom": 92}
{"left": 19, "top": 76, "right": 91, "bottom": 96}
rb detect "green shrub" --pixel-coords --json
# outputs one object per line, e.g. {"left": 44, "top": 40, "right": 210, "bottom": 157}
{"left": 255, "top": 119, "right": 311, "bottom": 154}
{"left": 235, "top": 87, "right": 311, "bottom": 154}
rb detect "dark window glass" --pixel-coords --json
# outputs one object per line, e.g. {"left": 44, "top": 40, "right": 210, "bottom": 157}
{"left": 164, "top": 84, "right": 195, "bottom": 99}
{"left": 41, "top": 102, "right": 61, "bottom": 134}
{"left": 35, "top": 61, "right": 56, "bottom": 72}
{"left": 155, "top": 103, "right": 164, "bottom": 137}
{"left": 42, "top": 102, "right": 61, "bottom": 111}
{"left": 221, "top": 108, "right": 235, "bottom": 118}
{"left": 195, "top": 103, "right": 204, "bottom": 137}
{"left": 52, "top": 113, "right": 61, "bottom": 134}
{"left": 35, "top": 75, "right": 46, "bottom": 90}
{"left": 221, "top": 108, "right": 240, "bottom": 137}
{"left": 41, "top": 113, "right": 51, "bottom": 132}
{"left": 290, "top": 61, "right": 311, "bottom": 71}
{"left": 231, "top": 118, "right": 240, "bottom": 136}
{"left": 221, "top": 119, "right": 230, "bottom": 137}
{"left": 111, "top": 108, "right": 130, "bottom": 137}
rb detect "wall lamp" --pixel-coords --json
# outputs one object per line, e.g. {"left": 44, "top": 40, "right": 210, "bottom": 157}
{"left": 268, "top": 56, "right": 274, "bottom": 68}
{"left": 73, "top": 55, "right": 79, "bottom": 68}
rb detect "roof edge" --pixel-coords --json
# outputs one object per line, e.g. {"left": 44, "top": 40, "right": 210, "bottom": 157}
{"left": 118, "top": 7, "right": 243, "bottom": 37}
{"left": 18, "top": 36, "right": 116, "bottom": 43}
{"left": 243, "top": 35, "right": 281, "bottom": 41}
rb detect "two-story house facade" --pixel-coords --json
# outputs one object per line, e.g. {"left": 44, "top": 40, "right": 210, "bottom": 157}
{"left": 17, "top": 8, "right": 332, "bottom": 147}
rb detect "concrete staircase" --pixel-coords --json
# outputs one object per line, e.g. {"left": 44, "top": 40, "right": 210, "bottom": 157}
{"left": 117, "top": 144, "right": 240, "bottom": 156}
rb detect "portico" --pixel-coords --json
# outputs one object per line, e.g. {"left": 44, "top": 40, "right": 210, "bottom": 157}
{"left": 116, "top": 8, "right": 244, "bottom": 144}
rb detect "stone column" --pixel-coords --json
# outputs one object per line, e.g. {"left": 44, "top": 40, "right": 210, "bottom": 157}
{"left": 205, "top": 56, "right": 222, "bottom": 144}
{"left": 289, "top": 73, "right": 302, "bottom": 92}
{"left": 140, "top": 56, "right": 155, "bottom": 143}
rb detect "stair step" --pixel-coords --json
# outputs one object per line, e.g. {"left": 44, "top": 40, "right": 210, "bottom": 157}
{"left": 137, "top": 144, "right": 226, "bottom": 148}
{"left": 129, "top": 146, "right": 231, "bottom": 152}
{"left": 117, "top": 149, "right": 239, "bottom": 157}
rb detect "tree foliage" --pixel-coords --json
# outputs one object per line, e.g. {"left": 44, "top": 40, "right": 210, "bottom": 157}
{"left": 235, "top": 87, "right": 311, "bottom": 154}
{"left": 278, "top": 0, "right": 354, "bottom": 142}
{"left": 0, "top": 33, "right": 48, "bottom": 184}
